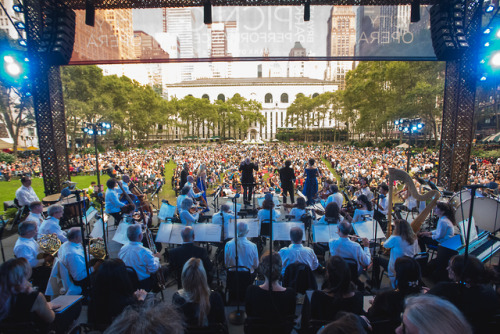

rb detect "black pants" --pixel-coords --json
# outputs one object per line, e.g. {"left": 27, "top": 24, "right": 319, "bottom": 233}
{"left": 242, "top": 184, "right": 254, "bottom": 203}
{"left": 74, "top": 277, "right": 90, "bottom": 297}
{"left": 31, "top": 265, "right": 51, "bottom": 293}
{"left": 282, "top": 183, "right": 294, "bottom": 204}
{"left": 418, "top": 235, "right": 439, "bottom": 252}
{"left": 109, "top": 212, "right": 123, "bottom": 226}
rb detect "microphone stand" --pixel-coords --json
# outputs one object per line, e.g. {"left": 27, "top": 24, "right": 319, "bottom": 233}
{"left": 371, "top": 192, "right": 381, "bottom": 289}
{"left": 75, "top": 190, "right": 92, "bottom": 295}
{"left": 228, "top": 193, "right": 245, "bottom": 325}
{"left": 464, "top": 186, "right": 478, "bottom": 262}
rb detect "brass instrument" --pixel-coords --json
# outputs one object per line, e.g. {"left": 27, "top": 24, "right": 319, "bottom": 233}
{"left": 37, "top": 233, "right": 61, "bottom": 265}
{"left": 143, "top": 223, "right": 166, "bottom": 291}
{"left": 387, "top": 168, "right": 441, "bottom": 237}
{"left": 89, "top": 238, "right": 106, "bottom": 260}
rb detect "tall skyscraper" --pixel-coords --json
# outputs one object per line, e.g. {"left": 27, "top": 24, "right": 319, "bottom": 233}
{"left": 162, "top": 8, "right": 197, "bottom": 81}
{"left": 0, "top": 0, "right": 22, "bottom": 38}
{"left": 133, "top": 30, "right": 169, "bottom": 60}
{"left": 102, "top": 9, "right": 135, "bottom": 59}
{"left": 325, "top": 6, "right": 356, "bottom": 89}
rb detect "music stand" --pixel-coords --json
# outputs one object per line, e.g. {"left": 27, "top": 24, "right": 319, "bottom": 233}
{"left": 151, "top": 181, "right": 163, "bottom": 210}
{"left": 74, "top": 190, "right": 93, "bottom": 295}
{"left": 228, "top": 193, "right": 245, "bottom": 325}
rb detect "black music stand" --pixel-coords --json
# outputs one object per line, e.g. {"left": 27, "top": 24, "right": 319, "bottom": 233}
{"left": 74, "top": 190, "right": 93, "bottom": 295}
{"left": 228, "top": 193, "right": 245, "bottom": 325}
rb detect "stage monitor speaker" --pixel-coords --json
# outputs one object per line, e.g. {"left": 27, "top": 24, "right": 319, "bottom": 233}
{"left": 39, "top": 7, "right": 76, "bottom": 66}
{"left": 430, "top": 1, "right": 469, "bottom": 61}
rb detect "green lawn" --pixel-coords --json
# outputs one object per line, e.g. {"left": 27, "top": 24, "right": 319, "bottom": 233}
{"left": 0, "top": 160, "right": 178, "bottom": 213}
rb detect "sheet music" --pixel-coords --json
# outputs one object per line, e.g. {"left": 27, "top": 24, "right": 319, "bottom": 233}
{"left": 158, "top": 202, "right": 176, "bottom": 221}
{"left": 352, "top": 220, "right": 385, "bottom": 241}
{"left": 273, "top": 222, "right": 305, "bottom": 241}
{"left": 226, "top": 219, "right": 260, "bottom": 239}
{"left": 257, "top": 197, "right": 281, "bottom": 208}
{"left": 155, "top": 222, "right": 173, "bottom": 243}
{"left": 83, "top": 209, "right": 98, "bottom": 225}
{"left": 313, "top": 224, "right": 339, "bottom": 243}
{"left": 90, "top": 219, "right": 105, "bottom": 238}
{"left": 169, "top": 224, "right": 186, "bottom": 244}
{"left": 193, "top": 224, "right": 222, "bottom": 242}
{"left": 459, "top": 217, "right": 478, "bottom": 244}
{"left": 112, "top": 222, "right": 132, "bottom": 244}
{"left": 225, "top": 202, "right": 242, "bottom": 213}
{"left": 51, "top": 295, "right": 83, "bottom": 313}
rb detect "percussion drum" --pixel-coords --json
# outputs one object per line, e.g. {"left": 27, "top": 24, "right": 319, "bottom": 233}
{"left": 60, "top": 196, "right": 89, "bottom": 221}
{"left": 42, "top": 193, "right": 62, "bottom": 206}
{"left": 448, "top": 190, "right": 471, "bottom": 209}
{"left": 455, "top": 197, "right": 500, "bottom": 233}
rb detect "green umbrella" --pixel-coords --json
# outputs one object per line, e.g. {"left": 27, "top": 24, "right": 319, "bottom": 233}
{"left": 484, "top": 132, "right": 500, "bottom": 142}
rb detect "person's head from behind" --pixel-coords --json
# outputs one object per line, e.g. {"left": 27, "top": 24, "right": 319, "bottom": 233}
{"left": 18, "top": 220, "right": 37, "bottom": 239}
{"left": 47, "top": 204, "right": 64, "bottom": 219}
{"left": 330, "top": 184, "right": 339, "bottom": 194}
{"left": 187, "top": 175, "right": 194, "bottom": 184}
{"left": 396, "top": 294, "right": 472, "bottom": 334}
{"left": 296, "top": 197, "right": 306, "bottom": 210}
{"left": 220, "top": 204, "right": 230, "bottom": 213}
{"left": 325, "top": 202, "right": 340, "bottom": 222}
{"left": 181, "top": 197, "right": 194, "bottom": 211}
{"left": 181, "top": 226, "right": 195, "bottom": 243}
{"left": 237, "top": 222, "right": 249, "bottom": 238}
{"left": 325, "top": 256, "right": 353, "bottom": 295}
{"left": 356, "top": 194, "right": 372, "bottom": 211}
{"left": 447, "top": 254, "right": 494, "bottom": 285}
{"left": 394, "top": 256, "right": 422, "bottom": 295}
{"left": 127, "top": 224, "right": 143, "bottom": 243}
{"left": 180, "top": 186, "right": 190, "bottom": 196}
{"left": 29, "top": 201, "right": 43, "bottom": 214}
{"left": 393, "top": 219, "right": 416, "bottom": 245}
{"left": 337, "top": 220, "right": 352, "bottom": 237}
{"left": 104, "top": 302, "right": 183, "bottom": 334}
{"left": 67, "top": 227, "right": 82, "bottom": 244}
{"left": 289, "top": 227, "right": 303, "bottom": 245}
{"left": 94, "top": 259, "right": 134, "bottom": 297}
{"left": 321, "top": 312, "right": 367, "bottom": 334}
{"left": 259, "top": 251, "right": 282, "bottom": 285}
{"left": 262, "top": 199, "right": 274, "bottom": 210}
{"left": 122, "top": 175, "right": 130, "bottom": 183}
{"left": 106, "top": 178, "right": 117, "bottom": 190}
{"left": 308, "top": 158, "right": 315, "bottom": 166}
{"left": 0, "top": 258, "right": 31, "bottom": 295}
{"left": 285, "top": 160, "right": 292, "bottom": 167}
{"left": 181, "top": 258, "right": 210, "bottom": 326}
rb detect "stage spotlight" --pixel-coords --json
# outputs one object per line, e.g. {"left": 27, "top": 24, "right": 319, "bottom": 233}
{"left": 491, "top": 51, "right": 500, "bottom": 67}
{"left": 417, "top": 123, "right": 423, "bottom": 129}
{"left": 88, "top": 129, "right": 94, "bottom": 135}
{"left": 486, "top": 5, "right": 495, "bottom": 13}
{"left": 395, "top": 120, "right": 399, "bottom": 125}
{"left": 18, "top": 39, "right": 27, "bottom": 47}
{"left": 204, "top": 1, "right": 212, "bottom": 25}
{"left": 304, "top": 0, "right": 310, "bottom": 22}
{"left": 480, "top": 74, "right": 488, "bottom": 81}
{"left": 484, "top": 28, "right": 491, "bottom": 34}
{"left": 399, "top": 126, "right": 403, "bottom": 131}
{"left": 14, "top": 21, "right": 25, "bottom": 30}
{"left": 12, "top": 4, "right": 23, "bottom": 12}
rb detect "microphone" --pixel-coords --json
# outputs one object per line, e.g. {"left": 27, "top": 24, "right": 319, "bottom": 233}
{"left": 61, "top": 187, "right": 72, "bottom": 198}
{"left": 464, "top": 184, "right": 488, "bottom": 189}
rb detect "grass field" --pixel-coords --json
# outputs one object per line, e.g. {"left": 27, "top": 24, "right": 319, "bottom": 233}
{"left": 0, "top": 160, "right": 178, "bottom": 214}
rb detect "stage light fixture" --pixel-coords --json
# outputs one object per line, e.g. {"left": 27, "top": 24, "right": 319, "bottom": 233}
{"left": 491, "top": 51, "right": 500, "bottom": 67}
{"left": 204, "top": 1, "right": 212, "bottom": 25}
{"left": 395, "top": 120, "right": 399, "bottom": 125}
{"left": 480, "top": 74, "right": 488, "bottom": 81}
{"left": 12, "top": 4, "right": 23, "bottom": 12}
{"left": 304, "top": 0, "right": 310, "bottom": 22}
{"left": 88, "top": 129, "right": 94, "bottom": 135}
{"left": 486, "top": 5, "right": 495, "bottom": 13}
{"left": 14, "top": 21, "right": 25, "bottom": 30}
{"left": 417, "top": 123, "right": 423, "bottom": 129}
{"left": 25, "top": 92, "right": 31, "bottom": 97}
{"left": 18, "top": 39, "right": 27, "bottom": 47}
{"left": 484, "top": 28, "right": 491, "bottom": 34}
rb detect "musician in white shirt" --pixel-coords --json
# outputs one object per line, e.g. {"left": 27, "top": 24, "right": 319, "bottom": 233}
{"left": 14, "top": 221, "right": 52, "bottom": 291}
{"left": 325, "top": 185, "right": 344, "bottom": 211}
{"left": 212, "top": 204, "right": 235, "bottom": 225}
{"left": 26, "top": 201, "right": 44, "bottom": 230}
{"left": 329, "top": 221, "right": 371, "bottom": 273}
{"left": 224, "top": 222, "right": 259, "bottom": 273}
{"left": 179, "top": 197, "right": 199, "bottom": 226}
{"left": 279, "top": 227, "right": 318, "bottom": 275}
{"left": 15, "top": 176, "right": 40, "bottom": 207}
{"left": 39, "top": 204, "right": 67, "bottom": 242}
{"left": 118, "top": 224, "right": 161, "bottom": 291}
{"left": 176, "top": 186, "right": 190, "bottom": 214}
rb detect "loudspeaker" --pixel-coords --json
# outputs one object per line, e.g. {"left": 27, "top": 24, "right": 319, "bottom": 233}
{"left": 430, "top": 1, "right": 468, "bottom": 61}
{"left": 304, "top": 1, "right": 310, "bottom": 22}
{"left": 411, "top": 0, "right": 421, "bottom": 23}
{"left": 85, "top": 0, "right": 95, "bottom": 26}
{"left": 204, "top": 1, "right": 212, "bottom": 25}
{"left": 39, "top": 7, "right": 75, "bottom": 66}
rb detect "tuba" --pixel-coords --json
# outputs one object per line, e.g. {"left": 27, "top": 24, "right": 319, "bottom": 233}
{"left": 89, "top": 238, "right": 106, "bottom": 260}
{"left": 387, "top": 168, "right": 441, "bottom": 237}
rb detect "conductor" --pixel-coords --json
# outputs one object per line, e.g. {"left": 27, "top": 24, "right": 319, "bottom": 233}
{"left": 239, "top": 157, "right": 258, "bottom": 205}
{"left": 279, "top": 160, "right": 296, "bottom": 204}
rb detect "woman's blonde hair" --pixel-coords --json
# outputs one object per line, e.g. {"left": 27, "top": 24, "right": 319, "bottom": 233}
{"left": 404, "top": 294, "right": 472, "bottom": 334}
{"left": 180, "top": 258, "right": 211, "bottom": 326}
{"left": 0, "top": 258, "right": 32, "bottom": 321}
{"left": 393, "top": 219, "right": 416, "bottom": 245}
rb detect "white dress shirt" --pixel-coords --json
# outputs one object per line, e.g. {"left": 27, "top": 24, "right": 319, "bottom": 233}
{"left": 316, "top": 215, "right": 344, "bottom": 225}
{"left": 185, "top": 182, "right": 202, "bottom": 199}
{"left": 325, "top": 192, "right": 344, "bottom": 210}
{"left": 329, "top": 237, "right": 371, "bottom": 271}
{"left": 289, "top": 208, "right": 306, "bottom": 221}
{"left": 105, "top": 188, "right": 125, "bottom": 214}
{"left": 118, "top": 241, "right": 160, "bottom": 281}
{"left": 39, "top": 217, "right": 67, "bottom": 242}
{"left": 257, "top": 208, "right": 281, "bottom": 223}
{"left": 432, "top": 216, "right": 454, "bottom": 243}
{"left": 279, "top": 243, "right": 319, "bottom": 275}
{"left": 374, "top": 195, "right": 388, "bottom": 215}
{"left": 383, "top": 235, "right": 419, "bottom": 286}
{"left": 354, "top": 187, "right": 373, "bottom": 201}
{"left": 176, "top": 194, "right": 187, "bottom": 214}
{"left": 351, "top": 209, "right": 374, "bottom": 223}
{"left": 59, "top": 241, "right": 91, "bottom": 282}
{"left": 15, "top": 185, "right": 40, "bottom": 207}
{"left": 179, "top": 209, "right": 199, "bottom": 226}
{"left": 26, "top": 212, "right": 44, "bottom": 229}
{"left": 116, "top": 181, "right": 131, "bottom": 195}
{"left": 212, "top": 211, "right": 235, "bottom": 225}
{"left": 224, "top": 237, "right": 259, "bottom": 273}
{"left": 14, "top": 237, "right": 42, "bottom": 268}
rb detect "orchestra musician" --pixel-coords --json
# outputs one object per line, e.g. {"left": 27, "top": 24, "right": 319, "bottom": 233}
{"left": 118, "top": 224, "right": 162, "bottom": 292}
{"left": 351, "top": 195, "right": 374, "bottom": 224}
{"left": 39, "top": 204, "right": 67, "bottom": 243}
{"left": 105, "top": 178, "right": 132, "bottom": 226}
{"left": 279, "top": 227, "right": 319, "bottom": 275}
{"left": 417, "top": 202, "right": 456, "bottom": 252}
{"left": 224, "top": 222, "right": 259, "bottom": 274}
{"left": 325, "top": 185, "right": 344, "bottom": 211}
{"left": 372, "top": 183, "right": 389, "bottom": 231}
{"left": 179, "top": 198, "right": 200, "bottom": 226}
{"left": 13, "top": 221, "right": 52, "bottom": 293}
{"left": 212, "top": 204, "right": 235, "bottom": 225}
{"left": 239, "top": 157, "right": 258, "bottom": 205}
{"left": 25, "top": 201, "right": 44, "bottom": 231}
{"left": 354, "top": 177, "right": 373, "bottom": 202}
{"left": 15, "top": 176, "right": 40, "bottom": 208}
{"left": 329, "top": 221, "right": 371, "bottom": 274}
{"left": 185, "top": 175, "right": 206, "bottom": 207}
{"left": 279, "top": 160, "right": 296, "bottom": 205}
{"left": 288, "top": 197, "right": 307, "bottom": 221}
{"left": 176, "top": 186, "right": 191, "bottom": 214}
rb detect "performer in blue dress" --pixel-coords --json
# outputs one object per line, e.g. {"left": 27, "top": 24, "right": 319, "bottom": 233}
{"left": 302, "top": 158, "right": 322, "bottom": 206}
{"left": 196, "top": 164, "right": 209, "bottom": 212}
